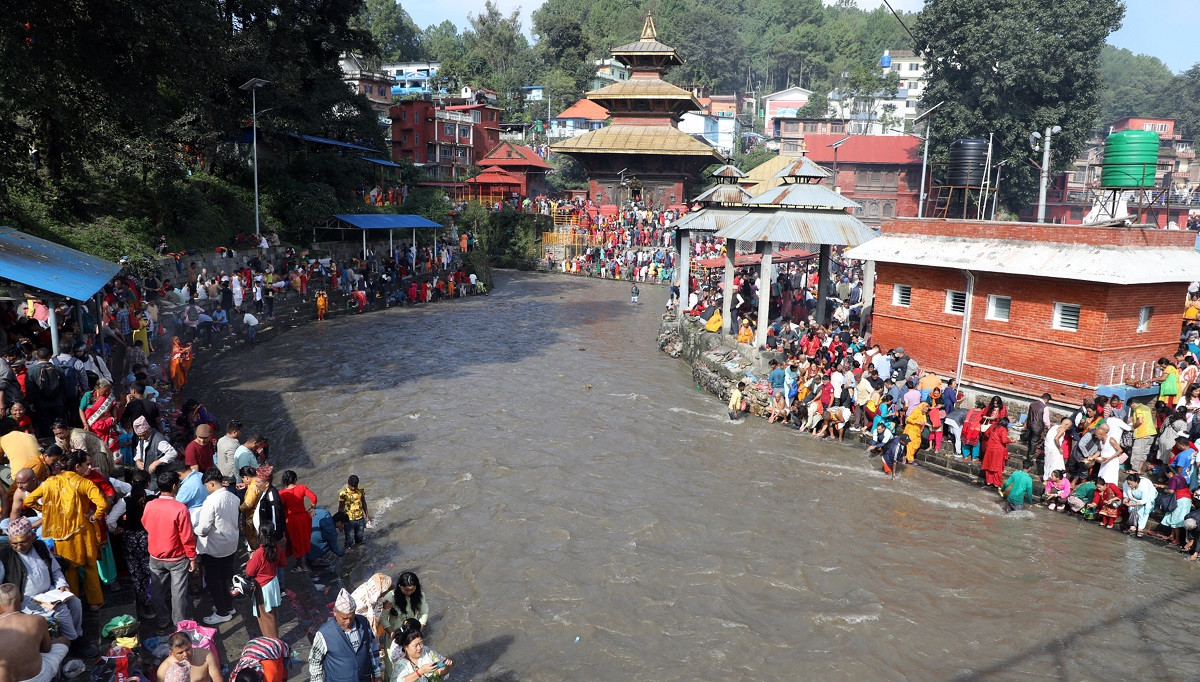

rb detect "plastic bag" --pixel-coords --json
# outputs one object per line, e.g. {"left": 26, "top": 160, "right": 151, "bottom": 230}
{"left": 175, "top": 620, "right": 220, "bottom": 666}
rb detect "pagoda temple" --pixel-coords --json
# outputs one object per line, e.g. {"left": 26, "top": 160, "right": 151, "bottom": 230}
{"left": 551, "top": 13, "right": 724, "bottom": 208}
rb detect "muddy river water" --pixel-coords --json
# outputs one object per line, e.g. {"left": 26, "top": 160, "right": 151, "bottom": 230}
{"left": 198, "top": 272, "right": 1200, "bottom": 680}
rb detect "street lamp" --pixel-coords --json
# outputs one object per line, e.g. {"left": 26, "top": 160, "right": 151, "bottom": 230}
{"left": 1032, "top": 125, "right": 1062, "bottom": 223}
{"left": 240, "top": 78, "right": 270, "bottom": 236}
{"left": 913, "top": 101, "right": 944, "bottom": 218}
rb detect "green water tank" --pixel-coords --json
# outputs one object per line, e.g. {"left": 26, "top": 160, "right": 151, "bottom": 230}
{"left": 1101, "top": 130, "right": 1160, "bottom": 188}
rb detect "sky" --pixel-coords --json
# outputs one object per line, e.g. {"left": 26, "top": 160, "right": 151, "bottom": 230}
{"left": 405, "top": 0, "right": 1198, "bottom": 74}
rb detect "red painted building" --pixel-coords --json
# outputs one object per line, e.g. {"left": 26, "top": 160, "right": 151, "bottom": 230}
{"left": 802, "top": 134, "right": 923, "bottom": 225}
{"left": 476, "top": 141, "right": 551, "bottom": 197}
{"left": 845, "top": 218, "right": 1200, "bottom": 403}
{"left": 390, "top": 101, "right": 503, "bottom": 183}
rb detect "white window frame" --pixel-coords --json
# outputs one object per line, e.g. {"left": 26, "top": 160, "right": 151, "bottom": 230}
{"left": 944, "top": 289, "right": 966, "bottom": 315}
{"left": 892, "top": 283, "right": 912, "bottom": 307}
{"left": 1052, "top": 302, "right": 1081, "bottom": 332}
{"left": 986, "top": 295, "right": 1011, "bottom": 322}
{"left": 1138, "top": 305, "right": 1154, "bottom": 332}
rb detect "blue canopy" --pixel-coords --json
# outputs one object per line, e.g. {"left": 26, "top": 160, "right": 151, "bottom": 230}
{"left": 358, "top": 156, "right": 403, "bottom": 168}
{"left": 0, "top": 226, "right": 121, "bottom": 300}
{"left": 283, "top": 132, "right": 380, "bottom": 153}
{"left": 334, "top": 214, "right": 442, "bottom": 229}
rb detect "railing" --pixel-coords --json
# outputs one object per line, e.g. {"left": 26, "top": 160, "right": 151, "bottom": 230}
{"left": 552, "top": 213, "right": 581, "bottom": 227}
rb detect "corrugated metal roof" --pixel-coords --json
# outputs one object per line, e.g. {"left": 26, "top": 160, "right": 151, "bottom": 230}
{"left": 743, "top": 156, "right": 798, "bottom": 183}
{"left": 551, "top": 125, "right": 723, "bottom": 157}
{"left": 0, "top": 226, "right": 121, "bottom": 300}
{"left": 610, "top": 39, "right": 679, "bottom": 54}
{"left": 693, "top": 184, "right": 754, "bottom": 203}
{"left": 671, "top": 207, "right": 751, "bottom": 232}
{"left": 710, "top": 164, "right": 747, "bottom": 178}
{"left": 334, "top": 214, "right": 443, "bottom": 229}
{"left": 748, "top": 183, "right": 860, "bottom": 209}
{"left": 843, "top": 235, "right": 1200, "bottom": 285}
{"left": 714, "top": 210, "right": 877, "bottom": 246}
{"left": 587, "top": 79, "right": 698, "bottom": 101}
{"left": 772, "top": 156, "right": 831, "bottom": 179}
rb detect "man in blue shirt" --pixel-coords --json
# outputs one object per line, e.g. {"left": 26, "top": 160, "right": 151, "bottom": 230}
{"left": 768, "top": 360, "right": 786, "bottom": 396}
{"left": 307, "top": 509, "right": 349, "bottom": 566}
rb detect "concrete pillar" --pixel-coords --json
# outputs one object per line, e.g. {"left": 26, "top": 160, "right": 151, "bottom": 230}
{"left": 754, "top": 241, "right": 773, "bottom": 348}
{"left": 861, "top": 259, "right": 876, "bottom": 335}
{"left": 677, "top": 230, "right": 691, "bottom": 326}
{"left": 721, "top": 239, "right": 736, "bottom": 335}
{"left": 48, "top": 303, "right": 60, "bottom": 356}
{"left": 816, "top": 243, "right": 831, "bottom": 326}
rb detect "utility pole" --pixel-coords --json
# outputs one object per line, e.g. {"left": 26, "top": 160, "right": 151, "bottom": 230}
{"left": 240, "top": 78, "right": 270, "bottom": 236}
{"left": 1034, "top": 125, "right": 1062, "bottom": 223}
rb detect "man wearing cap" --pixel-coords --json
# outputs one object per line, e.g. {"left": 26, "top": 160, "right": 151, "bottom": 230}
{"left": 133, "top": 416, "right": 178, "bottom": 478}
{"left": 0, "top": 517, "right": 86, "bottom": 646}
{"left": 308, "top": 589, "right": 382, "bottom": 682}
{"left": 185, "top": 424, "right": 217, "bottom": 473}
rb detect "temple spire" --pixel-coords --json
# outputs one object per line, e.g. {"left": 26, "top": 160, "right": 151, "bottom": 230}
{"left": 641, "top": 12, "right": 658, "bottom": 40}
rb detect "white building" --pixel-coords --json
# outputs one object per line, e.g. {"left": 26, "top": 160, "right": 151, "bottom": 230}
{"left": 826, "top": 87, "right": 910, "bottom": 136}
{"left": 380, "top": 61, "right": 442, "bottom": 97}
{"left": 679, "top": 112, "right": 740, "bottom": 157}
{"left": 460, "top": 85, "right": 499, "bottom": 105}
{"left": 762, "top": 86, "right": 814, "bottom": 140}
{"left": 881, "top": 49, "right": 927, "bottom": 125}
{"left": 591, "top": 59, "right": 631, "bottom": 91}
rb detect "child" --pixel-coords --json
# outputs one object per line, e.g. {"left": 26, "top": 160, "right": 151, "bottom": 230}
{"left": 316, "top": 290, "right": 329, "bottom": 321}
{"left": 1044, "top": 469, "right": 1071, "bottom": 511}
{"left": 630, "top": 284, "right": 640, "bottom": 305}
{"left": 727, "top": 381, "right": 747, "bottom": 421}
{"left": 245, "top": 521, "right": 285, "bottom": 638}
{"left": 338, "top": 474, "right": 372, "bottom": 547}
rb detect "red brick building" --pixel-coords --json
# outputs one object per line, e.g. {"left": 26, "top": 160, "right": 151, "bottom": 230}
{"left": 845, "top": 218, "right": 1200, "bottom": 403}
{"left": 802, "top": 134, "right": 923, "bottom": 225}
{"left": 390, "top": 101, "right": 502, "bottom": 183}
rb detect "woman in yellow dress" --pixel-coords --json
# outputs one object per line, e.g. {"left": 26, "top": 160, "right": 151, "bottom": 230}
{"left": 903, "top": 402, "right": 929, "bottom": 463}
{"left": 23, "top": 450, "right": 109, "bottom": 608}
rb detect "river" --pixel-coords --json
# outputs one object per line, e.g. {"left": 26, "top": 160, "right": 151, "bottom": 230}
{"left": 196, "top": 272, "right": 1200, "bottom": 680}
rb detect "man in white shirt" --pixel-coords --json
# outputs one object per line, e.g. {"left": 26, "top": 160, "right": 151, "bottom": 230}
{"left": 0, "top": 517, "right": 84, "bottom": 644}
{"left": 243, "top": 310, "right": 260, "bottom": 344}
{"left": 195, "top": 468, "right": 241, "bottom": 624}
{"left": 133, "top": 416, "right": 178, "bottom": 478}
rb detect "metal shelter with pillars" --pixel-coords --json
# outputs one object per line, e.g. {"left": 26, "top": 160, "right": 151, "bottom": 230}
{"left": 0, "top": 226, "right": 122, "bottom": 353}
{"left": 332, "top": 213, "right": 445, "bottom": 260}
{"left": 672, "top": 156, "right": 877, "bottom": 347}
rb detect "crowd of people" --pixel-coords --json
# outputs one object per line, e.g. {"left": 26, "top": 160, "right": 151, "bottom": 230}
{"left": 0, "top": 252, "right": 468, "bottom": 680}
{"left": 699, "top": 246, "right": 1200, "bottom": 541}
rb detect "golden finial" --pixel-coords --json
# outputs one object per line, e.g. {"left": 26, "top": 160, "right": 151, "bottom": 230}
{"left": 641, "top": 12, "right": 658, "bottom": 40}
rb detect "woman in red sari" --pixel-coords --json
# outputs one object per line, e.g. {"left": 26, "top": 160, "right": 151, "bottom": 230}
{"left": 278, "top": 470, "right": 317, "bottom": 571}
{"left": 979, "top": 396, "right": 1008, "bottom": 450}
{"left": 79, "top": 379, "right": 122, "bottom": 451}
{"left": 980, "top": 417, "right": 1011, "bottom": 487}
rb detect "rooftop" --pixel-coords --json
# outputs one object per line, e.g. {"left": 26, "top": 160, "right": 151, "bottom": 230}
{"left": 844, "top": 218, "right": 1200, "bottom": 285}
{"left": 802, "top": 134, "right": 922, "bottom": 165}
{"left": 587, "top": 79, "right": 700, "bottom": 102}
{"left": 551, "top": 125, "right": 723, "bottom": 157}
{"left": 555, "top": 99, "right": 610, "bottom": 121}
{"left": 478, "top": 141, "right": 552, "bottom": 170}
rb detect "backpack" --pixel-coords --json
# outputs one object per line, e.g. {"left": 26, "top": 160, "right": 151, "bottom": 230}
{"left": 52, "top": 357, "right": 81, "bottom": 399}
{"left": 36, "top": 362, "right": 63, "bottom": 400}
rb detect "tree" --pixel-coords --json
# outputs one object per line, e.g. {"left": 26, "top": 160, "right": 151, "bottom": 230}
{"left": 462, "top": 1, "right": 536, "bottom": 105}
{"left": 1097, "top": 45, "right": 1174, "bottom": 124}
{"left": 356, "top": 0, "right": 422, "bottom": 63}
{"left": 1162, "top": 64, "right": 1200, "bottom": 141}
{"left": 912, "top": 0, "right": 1124, "bottom": 212}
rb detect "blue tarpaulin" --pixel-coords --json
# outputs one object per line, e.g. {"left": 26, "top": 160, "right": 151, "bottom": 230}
{"left": 334, "top": 214, "right": 442, "bottom": 229}
{"left": 0, "top": 226, "right": 121, "bottom": 300}
{"left": 358, "top": 156, "right": 403, "bottom": 168}
{"left": 284, "top": 133, "right": 379, "bottom": 153}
